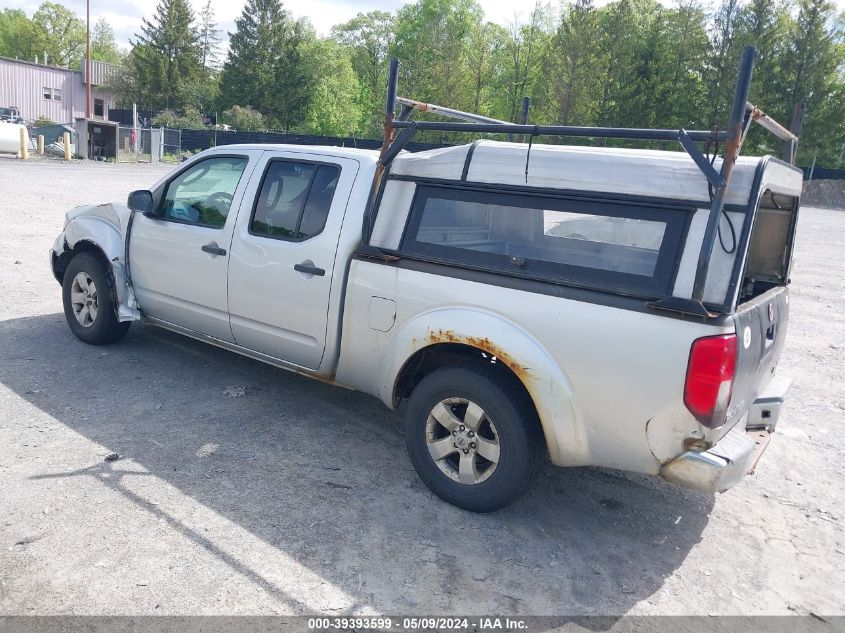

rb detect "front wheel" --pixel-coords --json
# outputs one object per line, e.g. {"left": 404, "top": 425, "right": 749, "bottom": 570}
{"left": 404, "top": 365, "right": 542, "bottom": 512}
{"left": 62, "top": 252, "right": 131, "bottom": 345}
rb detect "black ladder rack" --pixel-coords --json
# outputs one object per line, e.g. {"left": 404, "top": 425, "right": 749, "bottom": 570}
{"left": 366, "top": 46, "right": 801, "bottom": 318}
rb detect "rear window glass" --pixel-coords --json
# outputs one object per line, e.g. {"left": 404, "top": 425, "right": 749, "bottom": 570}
{"left": 403, "top": 186, "right": 689, "bottom": 295}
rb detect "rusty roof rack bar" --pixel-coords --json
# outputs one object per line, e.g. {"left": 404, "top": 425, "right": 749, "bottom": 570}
{"left": 368, "top": 46, "right": 801, "bottom": 318}
{"left": 747, "top": 102, "right": 798, "bottom": 143}
{"left": 396, "top": 97, "right": 512, "bottom": 125}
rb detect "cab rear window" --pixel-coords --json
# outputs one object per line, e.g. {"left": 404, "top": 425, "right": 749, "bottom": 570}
{"left": 401, "top": 185, "right": 690, "bottom": 295}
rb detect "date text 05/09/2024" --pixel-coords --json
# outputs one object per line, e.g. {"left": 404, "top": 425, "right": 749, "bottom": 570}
{"left": 307, "top": 617, "right": 528, "bottom": 631}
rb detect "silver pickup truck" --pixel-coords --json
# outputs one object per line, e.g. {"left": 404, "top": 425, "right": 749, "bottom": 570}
{"left": 50, "top": 48, "right": 803, "bottom": 512}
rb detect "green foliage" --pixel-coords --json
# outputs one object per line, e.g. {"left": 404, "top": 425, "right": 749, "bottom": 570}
{"left": 0, "top": 9, "right": 41, "bottom": 60}
{"left": 152, "top": 107, "right": 205, "bottom": 128}
{"left": 32, "top": 2, "right": 85, "bottom": 67}
{"left": 198, "top": 0, "right": 221, "bottom": 69}
{"left": 218, "top": 0, "right": 311, "bottom": 131}
{"left": 222, "top": 105, "right": 265, "bottom": 131}
{"left": 91, "top": 18, "right": 121, "bottom": 65}
{"left": 1, "top": 2, "right": 86, "bottom": 67}
{"left": 302, "top": 39, "right": 362, "bottom": 136}
{"left": 331, "top": 11, "right": 394, "bottom": 136}
{"left": 392, "top": 0, "right": 482, "bottom": 108}
{"left": 130, "top": 0, "right": 204, "bottom": 110}
{"left": 16, "top": 0, "right": 840, "bottom": 167}
{"left": 34, "top": 115, "right": 54, "bottom": 127}
{"left": 488, "top": 5, "right": 550, "bottom": 125}
{"left": 103, "top": 54, "right": 145, "bottom": 108}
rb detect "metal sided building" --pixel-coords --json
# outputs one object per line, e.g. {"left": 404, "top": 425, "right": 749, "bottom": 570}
{"left": 0, "top": 56, "right": 116, "bottom": 124}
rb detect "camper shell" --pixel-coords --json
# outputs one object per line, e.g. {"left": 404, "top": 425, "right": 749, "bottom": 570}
{"left": 370, "top": 143, "right": 803, "bottom": 315}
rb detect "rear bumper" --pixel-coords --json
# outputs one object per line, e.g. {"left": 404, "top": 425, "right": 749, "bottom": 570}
{"left": 747, "top": 374, "right": 793, "bottom": 430}
{"left": 660, "top": 374, "right": 791, "bottom": 494}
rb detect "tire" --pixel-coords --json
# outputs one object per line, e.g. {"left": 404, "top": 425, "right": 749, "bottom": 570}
{"left": 62, "top": 251, "right": 131, "bottom": 345}
{"left": 405, "top": 364, "right": 542, "bottom": 512}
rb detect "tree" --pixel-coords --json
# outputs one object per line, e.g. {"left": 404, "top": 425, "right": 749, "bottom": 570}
{"left": 739, "top": 0, "right": 788, "bottom": 108}
{"left": 331, "top": 11, "right": 394, "bottom": 135}
{"left": 392, "top": 0, "right": 483, "bottom": 109}
{"left": 779, "top": 0, "right": 844, "bottom": 163}
{"left": 91, "top": 18, "right": 121, "bottom": 64}
{"left": 222, "top": 105, "right": 265, "bottom": 130}
{"left": 0, "top": 9, "right": 42, "bottom": 60}
{"left": 198, "top": 0, "right": 221, "bottom": 70}
{"left": 153, "top": 107, "right": 204, "bottom": 128}
{"left": 591, "top": 0, "right": 643, "bottom": 127}
{"left": 104, "top": 54, "right": 144, "bottom": 107}
{"left": 704, "top": 0, "right": 746, "bottom": 127}
{"left": 658, "top": 0, "right": 710, "bottom": 128}
{"left": 43, "top": 0, "right": 832, "bottom": 165}
{"left": 493, "top": 4, "right": 551, "bottom": 124}
{"left": 219, "top": 0, "right": 311, "bottom": 130}
{"left": 544, "top": 0, "right": 602, "bottom": 126}
{"left": 302, "top": 39, "right": 361, "bottom": 135}
{"left": 130, "top": 0, "right": 203, "bottom": 110}
{"left": 32, "top": 2, "right": 85, "bottom": 67}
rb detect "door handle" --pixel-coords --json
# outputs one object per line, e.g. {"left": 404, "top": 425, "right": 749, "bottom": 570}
{"left": 201, "top": 243, "right": 226, "bottom": 256}
{"left": 294, "top": 262, "right": 325, "bottom": 276}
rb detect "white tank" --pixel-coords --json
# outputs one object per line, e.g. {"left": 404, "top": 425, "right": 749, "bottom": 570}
{"left": 0, "top": 122, "right": 27, "bottom": 154}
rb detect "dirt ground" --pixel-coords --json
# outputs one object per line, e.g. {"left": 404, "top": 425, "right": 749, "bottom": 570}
{"left": 802, "top": 179, "right": 845, "bottom": 209}
{"left": 0, "top": 157, "right": 842, "bottom": 617}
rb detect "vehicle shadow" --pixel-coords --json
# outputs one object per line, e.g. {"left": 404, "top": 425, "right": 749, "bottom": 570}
{"left": 0, "top": 313, "right": 714, "bottom": 616}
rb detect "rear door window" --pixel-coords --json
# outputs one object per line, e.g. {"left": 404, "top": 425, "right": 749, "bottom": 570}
{"left": 403, "top": 185, "right": 689, "bottom": 295}
{"left": 250, "top": 161, "right": 340, "bottom": 241}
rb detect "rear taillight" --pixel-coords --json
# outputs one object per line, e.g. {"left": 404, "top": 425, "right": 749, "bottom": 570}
{"left": 684, "top": 334, "right": 737, "bottom": 428}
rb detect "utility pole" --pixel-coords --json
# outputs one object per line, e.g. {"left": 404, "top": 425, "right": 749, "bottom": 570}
{"left": 85, "top": 0, "right": 92, "bottom": 119}
{"left": 133, "top": 102, "right": 138, "bottom": 155}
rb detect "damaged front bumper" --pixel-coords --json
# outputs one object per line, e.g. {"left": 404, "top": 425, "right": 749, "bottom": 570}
{"left": 660, "top": 375, "right": 792, "bottom": 494}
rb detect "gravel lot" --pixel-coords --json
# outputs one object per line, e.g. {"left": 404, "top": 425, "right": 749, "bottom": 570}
{"left": 0, "top": 157, "right": 843, "bottom": 617}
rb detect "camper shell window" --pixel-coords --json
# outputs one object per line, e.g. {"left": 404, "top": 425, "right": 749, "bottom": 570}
{"left": 400, "top": 185, "right": 690, "bottom": 296}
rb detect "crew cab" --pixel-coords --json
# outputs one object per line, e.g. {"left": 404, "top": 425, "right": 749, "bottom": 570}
{"left": 50, "top": 48, "right": 803, "bottom": 512}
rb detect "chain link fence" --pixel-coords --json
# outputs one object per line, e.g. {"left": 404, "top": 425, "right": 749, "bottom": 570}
{"left": 163, "top": 128, "right": 182, "bottom": 163}
{"left": 117, "top": 126, "right": 154, "bottom": 163}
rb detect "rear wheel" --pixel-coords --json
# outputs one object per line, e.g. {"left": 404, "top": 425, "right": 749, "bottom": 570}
{"left": 404, "top": 365, "right": 542, "bottom": 512}
{"left": 62, "top": 252, "right": 130, "bottom": 345}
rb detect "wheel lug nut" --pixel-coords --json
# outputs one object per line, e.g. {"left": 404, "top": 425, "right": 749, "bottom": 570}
{"left": 459, "top": 425, "right": 465, "bottom": 431}
{"left": 463, "top": 449, "right": 469, "bottom": 454}
{"left": 468, "top": 431, "right": 474, "bottom": 437}
{"left": 470, "top": 442, "right": 476, "bottom": 449}
{"left": 452, "top": 430, "right": 457, "bottom": 436}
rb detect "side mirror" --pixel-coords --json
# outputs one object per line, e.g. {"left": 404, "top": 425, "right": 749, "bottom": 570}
{"left": 127, "top": 190, "right": 154, "bottom": 214}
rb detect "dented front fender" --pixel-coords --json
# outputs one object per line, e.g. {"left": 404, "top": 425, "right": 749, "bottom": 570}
{"left": 52, "top": 203, "right": 141, "bottom": 322}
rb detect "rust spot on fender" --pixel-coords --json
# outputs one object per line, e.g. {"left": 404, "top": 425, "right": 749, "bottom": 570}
{"left": 426, "top": 328, "right": 531, "bottom": 381}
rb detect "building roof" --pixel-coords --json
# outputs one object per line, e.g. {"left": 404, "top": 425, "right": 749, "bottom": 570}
{"left": 0, "top": 55, "right": 79, "bottom": 72}
{"left": 0, "top": 56, "right": 117, "bottom": 87}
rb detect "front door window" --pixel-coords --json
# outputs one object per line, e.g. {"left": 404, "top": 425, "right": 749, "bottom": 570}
{"left": 161, "top": 157, "right": 248, "bottom": 228}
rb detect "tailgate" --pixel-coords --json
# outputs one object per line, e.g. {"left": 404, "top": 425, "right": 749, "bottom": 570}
{"left": 724, "top": 286, "right": 789, "bottom": 431}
